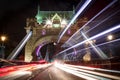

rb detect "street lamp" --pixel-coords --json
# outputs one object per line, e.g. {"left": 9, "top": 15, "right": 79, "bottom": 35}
{"left": 0, "top": 35, "right": 6, "bottom": 59}
{"left": 1, "top": 36, "right": 6, "bottom": 42}
{"left": 107, "top": 34, "right": 114, "bottom": 58}
{"left": 107, "top": 34, "right": 113, "bottom": 41}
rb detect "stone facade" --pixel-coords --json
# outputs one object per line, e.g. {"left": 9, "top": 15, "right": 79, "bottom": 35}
{"left": 24, "top": 10, "right": 78, "bottom": 62}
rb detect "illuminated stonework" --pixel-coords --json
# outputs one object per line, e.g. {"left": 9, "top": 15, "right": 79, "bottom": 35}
{"left": 24, "top": 7, "right": 88, "bottom": 62}
{"left": 24, "top": 9, "right": 75, "bottom": 62}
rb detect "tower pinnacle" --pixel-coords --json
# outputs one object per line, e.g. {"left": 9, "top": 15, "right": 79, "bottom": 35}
{"left": 35, "top": 5, "right": 43, "bottom": 24}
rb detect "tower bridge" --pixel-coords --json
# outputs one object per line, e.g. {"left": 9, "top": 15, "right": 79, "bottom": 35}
{"left": 24, "top": 8, "right": 87, "bottom": 62}
{"left": 1, "top": 1, "right": 120, "bottom": 79}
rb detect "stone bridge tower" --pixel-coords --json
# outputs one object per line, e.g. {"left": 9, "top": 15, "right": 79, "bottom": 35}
{"left": 24, "top": 7, "right": 79, "bottom": 62}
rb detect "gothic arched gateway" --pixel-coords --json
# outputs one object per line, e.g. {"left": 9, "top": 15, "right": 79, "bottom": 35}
{"left": 24, "top": 8, "right": 77, "bottom": 62}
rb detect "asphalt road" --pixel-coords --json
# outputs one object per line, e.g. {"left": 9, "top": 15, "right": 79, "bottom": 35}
{"left": 0, "top": 63, "right": 83, "bottom": 80}
{"left": 0, "top": 63, "right": 120, "bottom": 80}
{"left": 29, "top": 65, "right": 83, "bottom": 80}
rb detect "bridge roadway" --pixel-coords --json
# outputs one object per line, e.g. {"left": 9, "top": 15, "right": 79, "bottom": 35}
{"left": 0, "top": 62, "right": 120, "bottom": 80}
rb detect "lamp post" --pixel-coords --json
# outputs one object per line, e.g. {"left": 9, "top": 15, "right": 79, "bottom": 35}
{"left": 0, "top": 35, "right": 6, "bottom": 59}
{"left": 107, "top": 34, "right": 114, "bottom": 58}
{"left": 107, "top": 34, "right": 114, "bottom": 69}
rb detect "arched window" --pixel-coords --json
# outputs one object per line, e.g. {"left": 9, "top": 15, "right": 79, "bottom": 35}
{"left": 52, "top": 13, "right": 61, "bottom": 28}
{"left": 61, "top": 19, "right": 67, "bottom": 28}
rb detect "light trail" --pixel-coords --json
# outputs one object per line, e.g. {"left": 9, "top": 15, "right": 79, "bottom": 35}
{"left": 66, "top": 38, "right": 120, "bottom": 57}
{"left": 73, "top": 48, "right": 77, "bottom": 55}
{"left": 55, "top": 62, "right": 111, "bottom": 80}
{"left": 63, "top": 64, "right": 120, "bottom": 80}
{"left": 55, "top": 62, "right": 99, "bottom": 80}
{"left": 15, "top": 71, "right": 32, "bottom": 75}
{"left": 7, "top": 31, "right": 32, "bottom": 60}
{"left": 36, "top": 45, "right": 42, "bottom": 56}
{"left": 56, "top": 24, "right": 120, "bottom": 57}
{"left": 81, "top": 31, "right": 107, "bottom": 59}
{"left": 57, "top": 0, "right": 92, "bottom": 43}
{"left": 63, "top": 0, "right": 118, "bottom": 46}
{"left": 65, "top": 9, "right": 120, "bottom": 48}
{"left": 85, "top": 9, "right": 120, "bottom": 36}
{"left": 0, "top": 70, "right": 32, "bottom": 80}
{"left": 65, "top": 64, "right": 120, "bottom": 74}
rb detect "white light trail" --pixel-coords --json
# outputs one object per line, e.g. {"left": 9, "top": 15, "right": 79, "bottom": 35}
{"left": 56, "top": 24, "right": 120, "bottom": 56}
{"left": 55, "top": 62, "right": 117, "bottom": 80}
{"left": 7, "top": 31, "right": 32, "bottom": 60}
{"left": 16, "top": 71, "right": 32, "bottom": 75}
{"left": 64, "top": 0, "right": 118, "bottom": 46}
{"left": 55, "top": 62, "right": 98, "bottom": 80}
{"left": 36, "top": 45, "right": 42, "bottom": 56}
{"left": 66, "top": 38, "right": 120, "bottom": 57}
{"left": 63, "top": 64, "right": 120, "bottom": 80}
{"left": 65, "top": 64, "right": 120, "bottom": 74}
{"left": 57, "top": 0, "right": 92, "bottom": 43}
{"left": 85, "top": 9, "right": 120, "bottom": 36}
{"left": 81, "top": 31, "right": 107, "bottom": 59}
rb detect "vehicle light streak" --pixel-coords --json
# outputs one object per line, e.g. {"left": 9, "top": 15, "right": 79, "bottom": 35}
{"left": 15, "top": 71, "right": 32, "bottom": 75}
{"left": 55, "top": 62, "right": 98, "bottom": 80}
{"left": 85, "top": 9, "right": 120, "bottom": 35}
{"left": 81, "top": 31, "right": 107, "bottom": 59}
{"left": 55, "top": 63, "right": 120, "bottom": 80}
{"left": 7, "top": 31, "right": 32, "bottom": 60}
{"left": 67, "top": 9, "right": 120, "bottom": 47}
{"left": 55, "top": 63, "right": 109, "bottom": 80}
{"left": 63, "top": 64, "right": 120, "bottom": 80}
{"left": 0, "top": 70, "right": 32, "bottom": 80}
{"left": 57, "top": 0, "right": 92, "bottom": 43}
{"left": 34, "top": 63, "right": 52, "bottom": 69}
{"left": 65, "top": 64, "right": 120, "bottom": 74}
{"left": 36, "top": 45, "right": 42, "bottom": 56}
{"left": 56, "top": 24, "right": 120, "bottom": 57}
{"left": 63, "top": 0, "right": 117, "bottom": 46}
{"left": 66, "top": 38, "right": 120, "bottom": 57}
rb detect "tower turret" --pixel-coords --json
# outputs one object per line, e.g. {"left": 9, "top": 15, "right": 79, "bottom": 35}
{"left": 35, "top": 5, "right": 43, "bottom": 24}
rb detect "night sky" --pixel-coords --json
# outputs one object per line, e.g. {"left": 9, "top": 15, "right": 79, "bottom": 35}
{"left": 0, "top": 0, "right": 117, "bottom": 57}
{"left": 0, "top": 0, "right": 79, "bottom": 35}
{"left": 0, "top": 0, "right": 80, "bottom": 56}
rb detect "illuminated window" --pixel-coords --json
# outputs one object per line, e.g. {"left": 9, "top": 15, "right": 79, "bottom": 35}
{"left": 46, "top": 19, "right": 52, "bottom": 25}
{"left": 46, "top": 19, "right": 52, "bottom": 28}
{"left": 42, "top": 29, "right": 46, "bottom": 35}
{"left": 67, "top": 29, "right": 71, "bottom": 35}
{"left": 61, "top": 19, "right": 67, "bottom": 28}
{"left": 52, "top": 13, "right": 61, "bottom": 28}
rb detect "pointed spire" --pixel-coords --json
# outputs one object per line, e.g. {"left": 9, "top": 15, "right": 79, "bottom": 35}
{"left": 73, "top": 5, "right": 75, "bottom": 14}
{"left": 35, "top": 5, "right": 43, "bottom": 24}
{"left": 37, "top": 5, "right": 40, "bottom": 14}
